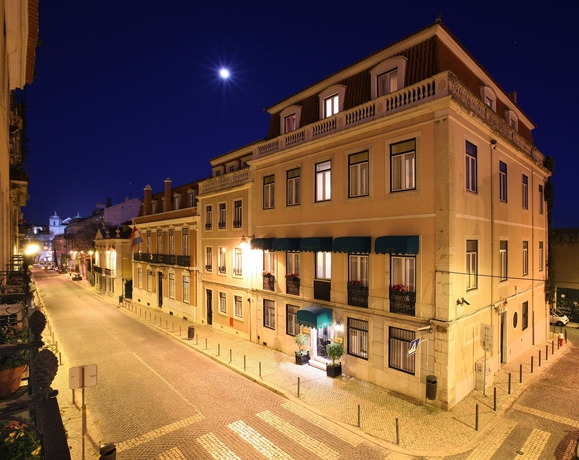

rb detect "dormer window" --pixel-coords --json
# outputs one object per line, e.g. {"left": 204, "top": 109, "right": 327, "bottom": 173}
{"left": 370, "top": 56, "right": 407, "bottom": 99}
{"left": 480, "top": 85, "right": 496, "bottom": 111}
{"left": 279, "top": 105, "right": 302, "bottom": 134}
{"left": 505, "top": 109, "right": 518, "bottom": 131}
{"left": 173, "top": 193, "right": 182, "bottom": 210}
{"left": 318, "top": 85, "right": 346, "bottom": 119}
{"left": 187, "top": 189, "right": 196, "bottom": 207}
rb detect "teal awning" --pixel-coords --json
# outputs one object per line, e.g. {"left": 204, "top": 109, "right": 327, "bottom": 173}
{"left": 272, "top": 238, "right": 301, "bottom": 251}
{"left": 333, "top": 237, "right": 371, "bottom": 254}
{"left": 375, "top": 236, "right": 419, "bottom": 255}
{"left": 296, "top": 306, "right": 333, "bottom": 328}
{"left": 250, "top": 238, "right": 274, "bottom": 250}
{"left": 300, "top": 237, "right": 333, "bottom": 252}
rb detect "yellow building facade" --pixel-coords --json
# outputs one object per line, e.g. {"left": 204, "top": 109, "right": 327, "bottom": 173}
{"left": 196, "top": 21, "right": 550, "bottom": 409}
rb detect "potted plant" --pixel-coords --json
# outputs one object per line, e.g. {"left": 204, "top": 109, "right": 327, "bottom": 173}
{"left": 0, "top": 325, "right": 29, "bottom": 397}
{"left": 326, "top": 342, "right": 344, "bottom": 378}
{"left": 294, "top": 333, "right": 310, "bottom": 365}
{"left": 0, "top": 419, "right": 41, "bottom": 459}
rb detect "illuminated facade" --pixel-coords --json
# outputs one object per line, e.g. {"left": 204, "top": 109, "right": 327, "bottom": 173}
{"left": 132, "top": 179, "right": 200, "bottom": 321}
{"left": 197, "top": 20, "right": 551, "bottom": 409}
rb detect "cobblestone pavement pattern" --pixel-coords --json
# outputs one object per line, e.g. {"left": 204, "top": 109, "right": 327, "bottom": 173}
{"left": 33, "top": 269, "right": 579, "bottom": 459}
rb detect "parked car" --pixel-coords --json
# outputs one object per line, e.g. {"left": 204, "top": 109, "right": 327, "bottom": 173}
{"left": 71, "top": 273, "right": 82, "bottom": 281}
{"left": 550, "top": 308, "right": 569, "bottom": 327}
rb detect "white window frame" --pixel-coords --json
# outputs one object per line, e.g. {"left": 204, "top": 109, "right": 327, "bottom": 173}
{"left": 233, "top": 248, "right": 242, "bottom": 276}
{"left": 263, "top": 251, "right": 275, "bottom": 276}
{"left": 315, "top": 160, "right": 331, "bottom": 202}
{"left": 287, "top": 168, "right": 300, "bottom": 206}
{"left": 279, "top": 105, "right": 302, "bottom": 134}
{"left": 205, "top": 205, "right": 212, "bottom": 230}
{"left": 318, "top": 85, "right": 345, "bottom": 119}
{"left": 234, "top": 295, "right": 243, "bottom": 318}
{"left": 349, "top": 151, "right": 369, "bottom": 198}
{"left": 480, "top": 85, "right": 496, "bottom": 111}
{"left": 391, "top": 139, "right": 416, "bottom": 192}
{"left": 137, "top": 266, "right": 142, "bottom": 289}
{"left": 205, "top": 247, "right": 213, "bottom": 272}
{"left": 173, "top": 193, "right": 181, "bottom": 210}
{"left": 156, "top": 230, "right": 163, "bottom": 254}
{"left": 316, "top": 252, "right": 331, "bottom": 279}
{"left": 466, "top": 141, "right": 477, "bottom": 193}
{"left": 218, "top": 203, "right": 226, "bottom": 229}
{"left": 183, "top": 275, "right": 190, "bottom": 304}
{"left": 234, "top": 200, "right": 242, "bottom": 228}
{"left": 286, "top": 304, "right": 299, "bottom": 336}
{"left": 168, "top": 273, "right": 175, "bottom": 299}
{"left": 522, "top": 174, "right": 529, "bottom": 209}
{"left": 187, "top": 190, "right": 195, "bottom": 207}
{"left": 264, "top": 175, "right": 275, "bottom": 209}
{"left": 219, "top": 292, "right": 227, "bottom": 314}
{"left": 218, "top": 247, "right": 226, "bottom": 274}
{"left": 147, "top": 269, "right": 152, "bottom": 292}
{"left": 505, "top": 109, "right": 518, "bottom": 131}
{"left": 500, "top": 240, "right": 508, "bottom": 281}
{"left": 499, "top": 161, "right": 508, "bottom": 203}
{"left": 182, "top": 228, "right": 189, "bottom": 256}
{"left": 466, "top": 240, "right": 478, "bottom": 290}
{"left": 523, "top": 241, "right": 529, "bottom": 276}
{"left": 168, "top": 229, "right": 175, "bottom": 255}
{"left": 286, "top": 252, "right": 300, "bottom": 277}
{"left": 391, "top": 256, "right": 415, "bottom": 292}
{"left": 370, "top": 56, "right": 407, "bottom": 99}
{"left": 324, "top": 94, "right": 339, "bottom": 118}
{"left": 349, "top": 255, "right": 368, "bottom": 286}
{"left": 264, "top": 299, "right": 275, "bottom": 330}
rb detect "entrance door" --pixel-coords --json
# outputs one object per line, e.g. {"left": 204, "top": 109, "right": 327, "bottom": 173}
{"left": 316, "top": 326, "right": 332, "bottom": 359}
{"left": 206, "top": 289, "right": 213, "bottom": 326}
{"left": 158, "top": 272, "right": 163, "bottom": 307}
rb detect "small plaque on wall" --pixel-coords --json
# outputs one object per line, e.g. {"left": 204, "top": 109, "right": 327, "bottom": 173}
{"left": 334, "top": 337, "right": 343, "bottom": 344}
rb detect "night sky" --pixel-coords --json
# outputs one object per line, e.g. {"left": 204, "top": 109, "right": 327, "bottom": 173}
{"left": 24, "top": 0, "right": 579, "bottom": 228}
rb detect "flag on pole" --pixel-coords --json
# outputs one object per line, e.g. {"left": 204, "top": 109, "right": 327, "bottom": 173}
{"left": 130, "top": 226, "right": 143, "bottom": 247}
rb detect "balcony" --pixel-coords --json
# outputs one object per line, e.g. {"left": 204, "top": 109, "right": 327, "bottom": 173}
{"left": 314, "top": 280, "right": 331, "bottom": 301}
{"left": 348, "top": 283, "right": 368, "bottom": 308}
{"left": 205, "top": 265, "right": 212, "bottom": 272}
{"left": 177, "top": 255, "right": 190, "bottom": 267}
{"left": 233, "top": 220, "right": 242, "bottom": 228}
{"left": 286, "top": 277, "right": 300, "bottom": 296}
{"left": 389, "top": 289, "right": 416, "bottom": 316}
{"left": 198, "top": 168, "right": 252, "bottom": 196}
{"left": 263, "top": 274, "right": 275, "bottom": 291}
{"left": 218, "top": 266, "right": 226, "bottom": 274}
{"left": 205, "top": 223, "right": 212, "bottom": 230}
{"left": 218, "top": 222, "right": 226, "bottom": 229}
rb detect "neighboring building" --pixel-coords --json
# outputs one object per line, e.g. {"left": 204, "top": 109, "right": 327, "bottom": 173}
{"left": 196, "top": 20, "right": 551, "bottom": 409}
{"left": 1, "top": 1, "right": 39, "bottom": 267}
{"left": 49, "top": 212, "right": 71, "bottom": 239}
{"left": 553, "top": 228, "right": 579, "bottom": 321}
{"left": 132, "top": 179, "right": 200, "bottom": 321}
{"left": 103, "top": 197, "right": 141, "bottom": 226}
{"left": 93, "top": 225, "right": 132, "bottom": 298}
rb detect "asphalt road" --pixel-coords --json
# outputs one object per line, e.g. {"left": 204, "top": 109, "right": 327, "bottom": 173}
{"left": 34, "top": 269, "right": 387, "bottom": 460}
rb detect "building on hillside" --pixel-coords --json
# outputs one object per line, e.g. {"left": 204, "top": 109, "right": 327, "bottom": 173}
{"left": 132, "top": 179, "right": 200, "bottom": 321}
{"left": 1, "top": 0, "right": 39, "bottom": 266}
{"left": 93, "top": 225, "right": 133, "bottom": 298}
{"left": 196, "top": 146, "right": 255, "bottom": 336}
{"left": 196, "top": 20, "right": 551, "bottom": 409}
{"left": 553, "top": 228, "right": 579, "bottom": 321}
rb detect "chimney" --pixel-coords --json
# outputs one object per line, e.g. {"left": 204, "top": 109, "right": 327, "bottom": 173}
{"left": 508, "top": 91, "right": 517, "bottom": 104}
{"left": 143, "top": 185, "right": 152, "bottom": 216}
{"left": 106, "top": 197, "right": 112, "bottom": 208}
{"left": 164, "top": 178, "right": 172, "bottom": 212}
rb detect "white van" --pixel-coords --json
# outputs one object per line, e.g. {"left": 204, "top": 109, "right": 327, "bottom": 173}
{"left": 550, "top": 308, "right": 570, "bottom": 327}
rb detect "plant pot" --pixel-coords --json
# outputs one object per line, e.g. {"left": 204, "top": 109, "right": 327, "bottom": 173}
{"left": 326, "top": 363, "right": 342, "bottom": 378}
{"left": 0, "top": 365, "right": 26, "bottom": 397}
{"left": 295, "top": 352, "right": 310, "bottom": 365}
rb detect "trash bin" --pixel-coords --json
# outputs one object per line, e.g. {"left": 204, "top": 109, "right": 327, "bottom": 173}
{"left": 426, "top": 375, "right": 437, "bottom": 400}
{"left": 188, "top": 326, "right": 195, "bottom": 340}
{"left": 100, "top": 442, "right": 116, "bottom": 460}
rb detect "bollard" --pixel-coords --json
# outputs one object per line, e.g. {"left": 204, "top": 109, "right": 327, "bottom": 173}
{"left": 531, "top": 356, "right": 534, "bottom": 373}
{"left": 520, "top": 364, "right": 523, "bottom": 383}
{"left": 552, "top": 340, "right": 554, "bottom": 354}
{"left": 508, "top": 373, "right": 511, "bottom": 394}
{"left": 196, "top": 334, "right": 198, "bottom": 345}
{"left": 205, "top": 338, "right": 208, "bottom": 350}
{"left": 297, "top": 377, "right": 300, "bottom": 398}
{"left": 396, "top": 418, "right": 400, "bottom": 445}
{"left": 546, "top": 345, "right": 549, "bottom": 361}
{"left": 475, "top": 404, "right": 479, "bottom": 431}
{"left": 172, "top": 323, "right": 174, "bottom": 332}
{"left": 357, "top": 404, "right": 361, "bottom": 428}
{"left": 59, "top": 352, "right": 62, "bottom": 366}
{"left": 244, "top": 355, "right": 246, "bottom": 371}
{"left": 259, "top": 362, "right": 262, "bottom": 377}
{"left": 218, "top": 344, "right": 220, "bottom": 356}
{"left": 179, "top": 326, "right": 182, "bottom": 336}
{"left": 230, "top": 349, "right": 232, "bottom": 363}
{"left": 494, "top": 387, "right": 497, "bottom": 411}
{"left": 539, "top": 350, "right": 541, "bottom": 367}
{"left": 99, "top": 442, "right": 117, "bottom": 460}
{"left": 565, "top": 329, "right": 568, "bottom": 343}
{"left": 165, "top": 320, "right": 167, "bottom": 329}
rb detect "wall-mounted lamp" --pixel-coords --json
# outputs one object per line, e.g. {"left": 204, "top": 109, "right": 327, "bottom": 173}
{"left": 456, "top": 297, "right": 471, "bottom": 306}
{"left": 240, "top": 234, "right": 255, "bottom": 247}
{"left": 335, "top": 321, "right": 344, "bottom": 332}
{"left": 490, "top": 139, "right": 497, "bottom": 150}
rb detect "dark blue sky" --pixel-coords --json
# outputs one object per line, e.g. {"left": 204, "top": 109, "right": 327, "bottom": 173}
{"left": 25, "top": 0, "right": 579, "bottom": 228}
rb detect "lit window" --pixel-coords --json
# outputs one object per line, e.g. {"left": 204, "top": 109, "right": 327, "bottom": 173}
{"left": 348, "top": 318, "right": 368, "bottom": 359}
{"left": 315, "top": 160, "right": 331, "bottom": 202}
{"left": 263, "top": 251, "right": 275, "bottom": 276}
{"left": 391, "top": 139, "right": 416, "bottom": 192}
{"left": 391, "top": 256, "right": 415, "bottom": 292}
{"left": 168, "top": 273, "right": 175, "bottom": 299}
{"left": 183, "top": 275, "right": 190, "bottom": 303}
{"left": 234, "top": 295, "right": 243, "bottom": 318}
{"left": 389, "top": 327, "right": 415, "bottom": 374}
{"left": 316, "top": 252, "right": 331, "bottom": 279}
{"left": 182, "top": 228, "right": 189, "bottom": 256}
{"left": 264, "top": 299, "right": 275, "bottom": 329}
{"left": 219, "top": 203, "right": 226, "bottom": 229}
{"left": 324, "top": 94, "right": 339, "bottom": 118}
{"left": 187, "top": 190, "right": 195, "bottom": 207}
{"left": 234, "top": 200, "right": 242, "bottom": 228}
{"left": 349, "top": 255, "right": 368, "bottom": 286}
{"left": 137, "top": 267, "right": 142, "bottom": 289}
{"left": 370, "top": 57, "right": 407, "bottom": 99}
{"left": 287, "top": 168, "right": 300, "bottom": 206}
{"left": 233, "top": 248, "right": 242, "bottom": 276}
{"left": 499, "top": 161, "right": 508, "bottom": 202}
{"left": 500, "top": 240, "right": 508, "bottom": 281}
{"left": 523, "top": 241, "right": 528, "bottom": 276}
{"left": 263, "top": 175, "right": 275, "bottom": 209}
{"left": 146, "top": 269, "right": 152, "bottom": 292}
{"left": 218, "top": 248, "right": 226, "bottom": 274}
{"left": 219, "top": 292, "right": 227, "bottom": 314}
{"left": 522, "top": 175, "right": 529, "bottom": 209}
{"left": 466, "top": 240, "right": 478, "bottom": 290}
{"left": 284, "top": 113, "right": 296, "bottom": 133}
{"left": 286, "top": 304, "right": 299, "bottom": 336}
{"left": 205, "top": 247, "right": 213, "bottom": 272}
{"left": 466, "top": 141, "right": 477, "bottom": 193}
{"left": 349, "top": 151, "right": 369, "bottom": 198}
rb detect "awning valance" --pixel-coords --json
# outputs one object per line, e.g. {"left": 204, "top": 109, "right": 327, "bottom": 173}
{"left": 296, "top": 306, "right": 333, "bottom": 328}
{"left": 272, "top": 238, "right": 301, "bottom": 251}
{"left": 299, "top": 237, "right": 333, "bottom": 252}
{"left": 332, "top": 237, "right": 371, "bottom": 254}
{"left": 375, "top": 236, "right": 419, "bottom": 255}
{"left": 250, "top": 238, "right": 274, "bottom": 250}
